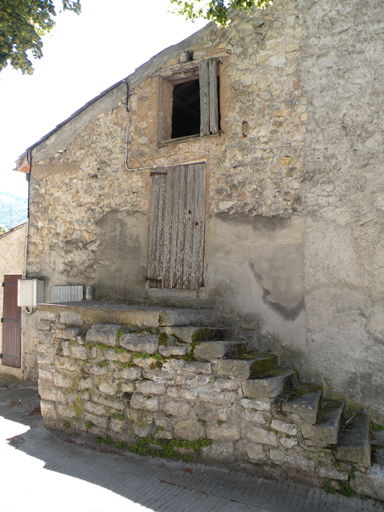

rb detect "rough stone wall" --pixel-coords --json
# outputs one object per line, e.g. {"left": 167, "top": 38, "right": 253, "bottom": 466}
{"left": 24, "top": 0, "right": 384, "bottom": 419}
{"left": 298, "top": 0, "right": 384, "bottom": 417}
{"left": 36, "top": 306, "right": 380, "bottom": 497}
{"left": 27, "top": 0, "right": 307, "bottom": 352}
{"left": 0, "top": 224, "right": 27, "bottom": 381}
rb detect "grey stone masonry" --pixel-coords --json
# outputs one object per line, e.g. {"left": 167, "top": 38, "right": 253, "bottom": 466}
{"left": 35, "top": 305, "right": 380, "bottom": 501}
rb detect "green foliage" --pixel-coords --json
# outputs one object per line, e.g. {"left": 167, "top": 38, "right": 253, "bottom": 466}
{"left": 323, "top": 480, "right": 337, "bottom": 494}
{"left": 98, "top": 360, "right": 108, "bottom": 367}
{"left": 115, "top": 440, "right": 127, "bottom": 450}
{"left": 96, "top": 342, "right": 109, "bottom": 351}
{"left": 118, "top": 361, "right": 133, "bottom": 368}
{"left": 114, "top": 345, "right": 126, "bottom": 354}
{"left": 95, "top": 434, "right": 114, "bottom": 445}
{"left": 339, "top": 481, "right": 355, "bottom": 498}
{"left": 85, "top": 421, "right": 94, "bottom": 429}
{"left": 63, "top": 420, "right": 71, "bottom": 429}
{"left": 372, "top": 422, "right": 384, "bottom": 432}
{"left": 129, "top": 435, "right": 212, "bottom": 460}
{"left": 169, "top": 0, "right": 270, "bottom": 26}
{"left": 158, "top": 332, "right": 169, "bottom": 346}
{"left": 217, "top": 419, "right": 224, "bottom": 426}
{"left": 0, "top": 225, "right": 5, "bottom": 235}
{"left": 110, "top": 413, "right": 125, "bottom": 421}
{"left": 0, "top": 0, "right": 81, "bottom": 74}
{"left": 116, "top": 328, "right": 125, "bottom": 342}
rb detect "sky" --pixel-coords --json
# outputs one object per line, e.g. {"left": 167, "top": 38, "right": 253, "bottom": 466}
{"left": 0, "top": 0, "right": 207, "bottom": 198}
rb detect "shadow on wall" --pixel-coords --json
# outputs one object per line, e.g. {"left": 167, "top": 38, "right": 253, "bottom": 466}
{"left": 95, "top": 211, "right": 147, "bottom": 300}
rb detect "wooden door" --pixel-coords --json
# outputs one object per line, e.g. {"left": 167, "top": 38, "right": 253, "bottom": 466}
{"left": 147, "top": 163, "right": 206, "bottom": 289}
{"left": 2, "top": 275, "right": 22, "bottom": 368}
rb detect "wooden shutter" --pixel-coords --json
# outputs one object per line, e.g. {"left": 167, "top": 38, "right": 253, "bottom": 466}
{"left": 199, "top": 60, "right": 219, "bottom": 136}
{"left": 2, "top": 275, "right": 22, "bottom": 368}
{"left": 147, "top": 163, "right": 206, "bottom": 290}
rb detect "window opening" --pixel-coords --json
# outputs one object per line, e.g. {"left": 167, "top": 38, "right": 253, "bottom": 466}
{"left": 172, "top": 79, "right": 200, "bottom": 139}
{"left": 168, "top": 59, "right": 220, "bottom": 141}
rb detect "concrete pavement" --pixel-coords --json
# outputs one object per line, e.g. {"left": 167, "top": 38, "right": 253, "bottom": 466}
{"left": 0, "top": 381, "right": 382, "bottom": 512}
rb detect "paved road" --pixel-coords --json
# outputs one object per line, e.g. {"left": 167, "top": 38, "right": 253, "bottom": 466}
{"left": 0, "top": 381, "right": 382, "bottom": 512}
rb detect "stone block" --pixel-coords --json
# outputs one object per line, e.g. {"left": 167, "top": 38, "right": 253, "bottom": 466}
{"left": 352, "top": 465, "right": 384, "bottom": 501}
{"left": 158, "top": 345, "right": 186, "bottom": 357}
{"left": 201, "top": 441, "right": 235, "bottom": 463}
{"left": 242, "top": 409, "right": 267, "bottom": 425}
{"left": 271, "top": 420, "right": 298, "bottom": 436}
{"left": 270, "top": 450, "right": 315, "bottom": 473}
{"left": 84, "top": 402, "right": 106, "bottom": 416}
{"left": 86, "top": 324, "right": 121, "bottom": 346}
{"left": 57, "top": 404, "right": 76, "bottom": 418}
{"left": 120, "top": 332, "right": 158, "bottom": 353}
{"left": 38, "top": 311, "right": 57, "bottom": 322}
{"left": 78, "top": 378, "right": 93, "bottom": 390}
{"left": 37, "top": 352, "right": 55, "bottom": 364}
{"left": 72, "top": 345, "right": 88, "bottom": 361}
{"left": 39, "top": 386, "right": 58, "bottom": 402}
{"left": 39, "top": 368, "right": 54, "bottom": 382}
{"left": 104, "top": 349, "right": 130, "bottom": 363}
{"left": 175, "top": 375, "right": 211, "bottom": 387}
{"left": 194, "top": 341, "right": 247, "bottom": 360}
{"left": 54, "top": 356, "right": 79, "bottom": 372}
{"left": 335, "top": 414, "right": 371, "bottom": 467}
{"left": 54, "top": 373, "right": 73, "bottom": 388}
{"left": 155, "top": 430, "right": 172, "bottom": 440}
{"left": 119, "top": 367, "right": 142, "bottom": 380}
{"left": 207, "top": 424, "right": 241, "bottom": 441}
{"left": 131, "top": 393, "right": 160, "bottom": 412}
{"left": 99, "top": 382, "right": 117, "bottom": 396}
{"left": 174, "top": 420, "right": 205, "bottom": 440}
{"left": 301, "top": 402, "right": 343, "bottom": 445}
{"left": 40, "top": 400, "right": 57, "bottom": 419}
{"left": 183, "top": 361, "right": 211, "bottom": 374}
{"left": 56, "top": 327, "right": 80, "bottom": 340}
{"left": 280, "top": 437, "right": 298, "bottom": 449}
{"left": 154, "top": 417, "right": 171, "bottom": 429}
{"left": 167, "top": 386, "right": 196, "bottom": 401}
{"left": 243, "top": 426, "right": 278, "bottom": 447}
{"left": 163, "top": 400, "right": 192, "bottom": 417}
{"left": 121, "top": 382, "right": 135, "bottom": 393}
{"left": 242, "top": 372, "right": 297, "bottom": 399}
{"left": 88, "top": 365, "right": 107, "bottom": 376}
{"left": 236, "top": 440, "right": 265, "bottom": 462}
{"left": 194, "top": 403, "right": 227, "bottom": 423}
{"left": 61, "top": 341, "right": 71, "bottom": 357}
{"left": 37, "top": 342, "right": 55, "bottom": 354}
{"left": 59, "top": 312, "right": 83, "bottom": 326}
{"left": 38, "top": 331, "right": 54, "bottom": 343}
{"left": 198, "top": 390, "right": 237, "bottom": 405}
{"left": 318, "top": 466, "right": 348, "bottom": 481}
{"left": 84, "top": 413, "right": 109, "bottom": 429}
{"left": 213, "top": 379, "right": 239, "bottom": 391}
{"left": 109, "top": 418, "right": 128, "bottom": 434}
{"left": 136, "top": 381, "right": 166, "bottom": 395}
{"left": 282, "top": 391, "right": 322, "bottom": 425}
{"left": 241, "top": 398, "right": 272, "bottom": 411}
{"left": 92, "top": 394, "right": 124, "bottom": 411}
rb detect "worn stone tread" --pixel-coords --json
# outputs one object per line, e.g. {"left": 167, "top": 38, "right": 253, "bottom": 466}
{"left": 336, "top": 413, "right": 371, "bottom": 467}
{"left": 301, "top": 401, "right": 344, "bottom": 445}
{"left": 282, "top": 390, "right": 322, "bottom": 425}
{"left": 164, "top": 326, "right": 231, "bottom": 343}
{"left": 194, "top": 341, "right": 248, "bottom": 359}
{"left": 241, "top": 371, "right": 298, "bottom": 399}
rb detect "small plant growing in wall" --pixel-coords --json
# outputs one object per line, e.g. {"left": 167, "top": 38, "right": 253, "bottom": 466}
{"left": 63, "top": 421, "right": 71, "bottom": 429}
{"left": 85, "top": 421, "right": 95, "bottom": 429}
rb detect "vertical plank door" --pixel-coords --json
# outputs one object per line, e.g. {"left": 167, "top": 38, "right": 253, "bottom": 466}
{"left": 2, "top": 275, "right": 22, "bottom": 368}
{"left": 147, "top": 163, "right": 206, "bottom": 289}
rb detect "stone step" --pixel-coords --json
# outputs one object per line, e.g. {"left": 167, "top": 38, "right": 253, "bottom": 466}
{"left": 162, "top": 326, "right": 231, "bottom": 343}
{"left": 336, "top": 413, "right": 371, "bottom": 467}
{"left": 301, "top": 400, "right": 344, "bottom": 445}
{"left": 217, "top": 354, "right": 278, "bottom": 379}
{"left": 241, "top": 371, "right": 298, "bottom": 399}
{"left": 282, "top": 390, "right": 322, "bottom": 425}
{"left": 194, "top": 341, "right": 248, "bottom": 360}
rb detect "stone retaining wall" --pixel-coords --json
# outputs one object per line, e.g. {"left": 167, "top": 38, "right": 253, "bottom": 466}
{"left": 36, "top": 305, "right": 383, "bottom": 499}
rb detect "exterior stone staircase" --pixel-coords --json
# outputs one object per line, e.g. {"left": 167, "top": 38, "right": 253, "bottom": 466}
{"left": 36, "top": 303, "right": 384, "bottom": 502}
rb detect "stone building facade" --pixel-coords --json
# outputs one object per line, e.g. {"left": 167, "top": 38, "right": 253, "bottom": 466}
{"left": 16, "top": 0, "right": 384, "bottom": 426}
